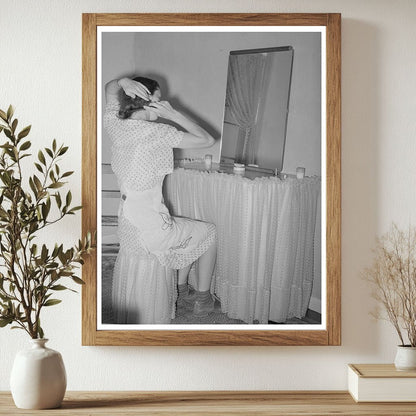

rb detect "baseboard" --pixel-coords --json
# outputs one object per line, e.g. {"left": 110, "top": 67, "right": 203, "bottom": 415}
{"left": 309, "top": 296, "right": 321, "bottom": 314}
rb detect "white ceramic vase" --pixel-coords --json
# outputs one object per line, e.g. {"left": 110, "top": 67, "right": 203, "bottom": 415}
{"left": 394, "top": 345, "right": 416, "bottom": 371}
{"left": 10, "top": 339, "right": 67, "bottom": 409}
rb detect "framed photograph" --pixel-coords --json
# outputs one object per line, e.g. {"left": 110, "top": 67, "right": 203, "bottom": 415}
{"left": 82, "top": 13, "right": 341, "bottom": 346}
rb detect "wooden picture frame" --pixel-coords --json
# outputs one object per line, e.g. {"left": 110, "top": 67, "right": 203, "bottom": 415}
{"left": 82, "top": 13, "right": 341, "bottom": 346}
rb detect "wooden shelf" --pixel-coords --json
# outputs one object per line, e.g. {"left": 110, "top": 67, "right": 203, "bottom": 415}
{"left": 2, "top": 391, "right": 416, "bottom": 415}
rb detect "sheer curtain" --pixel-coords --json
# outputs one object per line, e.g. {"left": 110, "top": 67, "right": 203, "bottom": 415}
{"left": 226, "top": 53, "right": 271, "bottom": 165}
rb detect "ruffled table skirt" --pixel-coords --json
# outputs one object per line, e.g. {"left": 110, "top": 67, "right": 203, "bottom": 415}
{"left": 164, "top": 167, "right": 321, "bottom": 324}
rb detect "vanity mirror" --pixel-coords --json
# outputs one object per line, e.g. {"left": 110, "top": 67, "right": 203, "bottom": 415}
{"left": 220, "top": 46, "right": 294, "bottom": 173}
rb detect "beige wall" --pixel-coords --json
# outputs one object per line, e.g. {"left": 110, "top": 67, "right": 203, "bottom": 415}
{"left": 1, "top": 0, "right": 416, "bottom": 391}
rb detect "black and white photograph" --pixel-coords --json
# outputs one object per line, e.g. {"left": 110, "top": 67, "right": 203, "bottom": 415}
{"left": 97, "top": 27, "right": 325, "bottom": 330}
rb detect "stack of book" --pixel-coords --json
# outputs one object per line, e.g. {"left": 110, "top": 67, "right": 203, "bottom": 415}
{"left": 348, "top": 364, "right": 416, "bottom": 402}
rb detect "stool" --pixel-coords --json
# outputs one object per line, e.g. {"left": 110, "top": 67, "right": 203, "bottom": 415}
{"left": 112, "top": 249, "right": 177, "bottom": 324}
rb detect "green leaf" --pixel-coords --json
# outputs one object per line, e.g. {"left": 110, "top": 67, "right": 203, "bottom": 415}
{"left": 65, "top": 191, "right": 72, "bottom": 207}
{"left": 4, "top": 129, "right": 12, "bottom": 140}
{"left": 55, "top": 192, "right": 62, "bottom": 208}
{"left": 43, "top": 299, "right": 62, "bottom": 307}
{"left": 41, "top": 244, "right": 48, "bottom": 262}
{"left": 29, "top": 177, "right": 38, "bottom": 196}
{"left": 0, "top": 109, "right": 7, "bottom": 121}
{"left": 71, "top": 276, "right": 85, "bottom": 285}
{"left": 17, "top": 125, "right": 31, "bottom": 140}
{"left": 52, "top": 139, "right": 57, "bottom": 152}
{"left": 33, "top": 175, "right": 43, "bottom": 192}
{"left": 69, "top": 206, "right": 82, "bottom": 214}
{"left": 41, "top": 202, "right": 50, "bottom": 220}
{"left": 58, "top": 250, "right": 67, "bottom": 264}
{"left": 38, "top": 325, "right": 44, "bottom": 339}
{"left": 50, "top": 285, "right": 68, "bottom": 291}
{"left": 45, "top": 148, "right": 53, "bottom": 158}
{"left": 0, "top": 293, "right": 11, "bottom": 302}
{"left": 19, "top": 140, "right": 31, "bottom": 151}
{"left": 0, "top": 317, "right": 13, "bottom": 327}
{"left": 48, "top": 182, "right": 64, "bottom": 189}
{"left": 34, "top": 163, "right": 43, "bottom": 173}
{"left": 51, "top": 244, "right": 59, "bottom": 258}
{"left": 58, "top": 146, "right": 68, "bottom": 156}
{"left": 38, "top": 150, "right": 46, "bottom": 165}
{"left": 29, "top": 222, "right": 39, "bottom": 234}
{"left": 6, "top": 105, "right": 14, "bottom": 122}
{"left": 61, "top": 171, "right": 74, "bottom": 178}
{"left": 0, "top": 142, "right": 12, "bottom": 149}
{"left": 11, "top": 119, "right": 18, "bottom": 133}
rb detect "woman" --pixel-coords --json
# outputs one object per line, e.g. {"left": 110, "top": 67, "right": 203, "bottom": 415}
{"left": 104, "top": 76, "right": 217, "bottom": 323}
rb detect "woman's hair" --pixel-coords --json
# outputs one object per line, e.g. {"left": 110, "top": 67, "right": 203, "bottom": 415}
{"left": 118, "top": 76, "right": 160, "bottom": 119}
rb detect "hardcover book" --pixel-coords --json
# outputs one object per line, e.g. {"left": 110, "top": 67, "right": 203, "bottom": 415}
{"left": 348, "top": 364, "right": 416, "bottom": 402}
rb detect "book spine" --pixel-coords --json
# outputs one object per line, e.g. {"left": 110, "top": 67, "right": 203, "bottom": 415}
{"left": 347, "top": 366, "right": 359, "bottom": 402}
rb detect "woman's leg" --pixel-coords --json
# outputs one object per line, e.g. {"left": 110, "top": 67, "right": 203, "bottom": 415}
{"left": 177, "top": 242, "right": 217, "bottom": 316}
{"left": 195, "top": 242, "right": 217, "bottom": 292}
{"left": 193, "top": 242, "right": 217, "bottom": 316}
{"left": 176, "top": 265, "right": 194, "bottom": 314}
{"left": 178, "top": 240, "right": 216, "bottom": 291}
{"left": 178, "top": 265, "right": 192, "bottom": 286}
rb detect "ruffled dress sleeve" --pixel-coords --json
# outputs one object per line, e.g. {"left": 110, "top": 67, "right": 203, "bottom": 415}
{"left": 103, "top": 102, "right": 144, "bottom": 148}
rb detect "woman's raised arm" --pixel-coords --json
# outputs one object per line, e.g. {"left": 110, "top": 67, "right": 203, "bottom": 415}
{"left": 145, "top": 101, "right": 215, "bottom": 149}
{"left": 105, "top": 78, "right": 150, "bottom": 104}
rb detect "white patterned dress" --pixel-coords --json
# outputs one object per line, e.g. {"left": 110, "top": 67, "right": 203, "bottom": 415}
{"left": 104, "top": 103, "right": 216, "bottom": 323}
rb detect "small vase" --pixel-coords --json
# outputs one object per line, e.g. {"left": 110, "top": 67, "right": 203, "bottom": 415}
{"left": 10, "top": 339, "right": 67, "bottom": 409}
{"left": 394, "top": 345, "right": 416, "bottom": 371}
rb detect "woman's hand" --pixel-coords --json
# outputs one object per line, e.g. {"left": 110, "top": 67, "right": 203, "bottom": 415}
{"left": 118, "top": 78, "right": 150, "bottom": 100}
{"left": 144, "top": 101, "right": 178, "bottom": 121}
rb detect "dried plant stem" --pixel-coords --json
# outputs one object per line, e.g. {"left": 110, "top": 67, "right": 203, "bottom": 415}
{"left": 363, "top": 223, "right": 416, "bottom": 347}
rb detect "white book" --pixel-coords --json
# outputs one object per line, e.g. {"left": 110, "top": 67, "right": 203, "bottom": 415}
{"left": 348, "top": 364, "right": 416, "bottom": 402}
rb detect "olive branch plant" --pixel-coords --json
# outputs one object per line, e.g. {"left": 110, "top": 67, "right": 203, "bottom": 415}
{"left": 0, "top": 105, "right": 94, "bottom": 339}
{"left": 363, "top": 223, "right": 416, "bottom": 347}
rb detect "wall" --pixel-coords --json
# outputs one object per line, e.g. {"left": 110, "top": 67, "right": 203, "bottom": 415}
{"left": 102, "top": 31, "right": 321, "bottom": 176}
{"left": 1, "top": 0, "right": 416, "bottom": 391}
{"left": 101, "top": 32, "right": 137, "bottom": 163}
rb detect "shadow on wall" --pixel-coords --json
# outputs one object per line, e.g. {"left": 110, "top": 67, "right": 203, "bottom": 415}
{"left": 341, "top": 19, "right": 382, "bottom": 355}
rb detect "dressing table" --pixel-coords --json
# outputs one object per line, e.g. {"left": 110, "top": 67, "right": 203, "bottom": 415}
{"left": 164, "top": 163, "right": 321, "bottom": 324}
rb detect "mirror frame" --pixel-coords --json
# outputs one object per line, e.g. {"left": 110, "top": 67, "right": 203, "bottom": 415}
{"left": 221, "top": 45, "right": 294, "bottom": 172}
{"left": 82, "top": 13, "right": 341, "bottom": 346}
